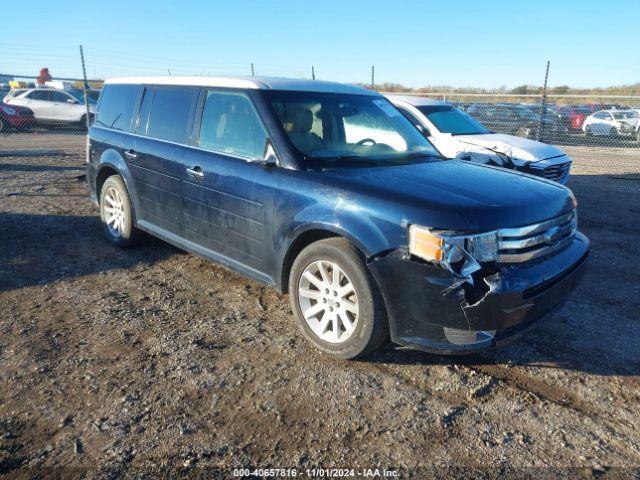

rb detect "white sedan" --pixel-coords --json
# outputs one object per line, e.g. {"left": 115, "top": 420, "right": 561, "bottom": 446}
{"left": 582, "top": 109, "right": 638, "bottom": 137}
{"left": 386, "top": 95, "right": 572, "bottom": 184}
{"left": 5, "top": 88, "right": 95, "bottom": 126}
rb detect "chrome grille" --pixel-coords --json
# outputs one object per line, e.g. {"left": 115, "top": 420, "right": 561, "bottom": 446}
{"left": 498, "top": 210, "right": 577, "bottom": 263}
{"left": 532, "top": 162, "right": 571, "bottom": 182}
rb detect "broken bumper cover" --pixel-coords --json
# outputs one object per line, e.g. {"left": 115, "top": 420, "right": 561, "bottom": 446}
{"left": 368, "top": 232, "right": 589, "bottom": 354}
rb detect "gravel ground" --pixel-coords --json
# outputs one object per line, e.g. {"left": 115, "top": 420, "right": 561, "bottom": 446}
{"left": 0, "top": 133, "right": 639, "bottom": 479}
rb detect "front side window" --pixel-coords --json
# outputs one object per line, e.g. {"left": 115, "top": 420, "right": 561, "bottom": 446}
{"left": 51, "top": 91, "right": 73, "bottom": 103}
{"left": 198, "top": 91, "right": 267, "bottom": 159}
{"left": 146, "top": 87, "right": 198, "bottom": 143}
{"left": 266, "top": 91, "right": 440, "bottom": 167}
{"left": 418, "top": 106, "right": 489, "bottom": 135}
{"left": 95, "top": 84, "right": 141, "bottom": 132}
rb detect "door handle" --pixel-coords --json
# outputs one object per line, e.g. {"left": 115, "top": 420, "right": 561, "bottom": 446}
{"left": 186, "top": 166, "right": 204, "bottom": 179}
{"left": 124, "top": 149, "right": 138, "bottom": 159}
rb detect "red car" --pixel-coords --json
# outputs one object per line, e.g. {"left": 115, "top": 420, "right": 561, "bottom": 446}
{"left": 557, "top": 105, "right": 595, "bottom": 131}
{"left": 0, "top": 101, "right": 35, "bottom": 132}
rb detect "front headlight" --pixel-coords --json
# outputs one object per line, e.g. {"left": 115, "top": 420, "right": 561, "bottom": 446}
{"left": 409, "top": 225, "right": 498, "bottom": 265}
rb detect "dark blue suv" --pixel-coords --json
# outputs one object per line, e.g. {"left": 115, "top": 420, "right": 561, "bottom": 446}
{"left": 87, "top": 76, "right": 589, "bottom": 359}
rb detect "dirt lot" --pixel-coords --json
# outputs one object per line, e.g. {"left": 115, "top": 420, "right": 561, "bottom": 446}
{"left": 1, "top": 133, "right": 639, "bottom": 479}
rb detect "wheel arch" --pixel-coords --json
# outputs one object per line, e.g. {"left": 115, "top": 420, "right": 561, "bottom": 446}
{"left": 278, "top": 222, "right": 390, "bottom": 294}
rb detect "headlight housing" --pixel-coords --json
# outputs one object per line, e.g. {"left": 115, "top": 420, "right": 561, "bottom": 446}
{"left": 1, "top": 105, "right": 16, "bottom": 115}
{"left": 409, "top": 225, "right": 498, "bottom": 265}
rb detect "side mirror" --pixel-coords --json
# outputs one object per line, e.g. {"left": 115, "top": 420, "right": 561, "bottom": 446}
{"left": 258, "top": 139, "right": 278, "bottom": 166}
{"left": 67, "top": 99, "right": 77, "bottom": 104}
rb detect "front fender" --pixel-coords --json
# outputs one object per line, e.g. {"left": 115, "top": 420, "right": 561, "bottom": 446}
{"left": 273, "top": 201, "right": 405, "bottom": 291}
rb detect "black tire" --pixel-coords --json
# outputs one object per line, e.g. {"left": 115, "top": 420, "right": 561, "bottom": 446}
{"left": 99, "top": 175, "right": 146, "bottom": 247}
{"left": 79, "top": 113, "right": 94, "bottom": 130}
{"left": 0, "top": 117, "right": 7, "bottom": 133}
{"left": 288, "top": 238, "right": 388, "bottom": 359}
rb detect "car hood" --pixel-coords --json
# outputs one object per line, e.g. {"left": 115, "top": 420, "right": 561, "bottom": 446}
{"left": 322, "top": 160, "right": 573, "bottom": 232}
{"left": 454, "top": 133, "right": 565, "bottom": 163}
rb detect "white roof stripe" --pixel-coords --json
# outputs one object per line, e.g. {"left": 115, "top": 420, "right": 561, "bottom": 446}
{"left": 103, "top": 76, "right": 379, "bottom": 96}
{"left": 105, "top": 76, "right": 263, "bottom": 89}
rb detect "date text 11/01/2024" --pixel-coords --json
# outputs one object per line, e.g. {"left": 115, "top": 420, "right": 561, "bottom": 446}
{"left": 232, "top": 468, "right": 399, "bottom": 477}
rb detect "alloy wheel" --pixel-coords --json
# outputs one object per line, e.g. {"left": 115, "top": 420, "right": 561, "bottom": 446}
{"left": 297, "top": 260, "right": 359, "bottom": 344}
{"left": 103, "top": 186, "right": 126, "bottom": 236}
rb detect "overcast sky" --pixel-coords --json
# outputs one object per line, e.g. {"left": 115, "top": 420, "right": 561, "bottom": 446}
{"left": 2, "top": 0, "right": 638, "bottom": 88}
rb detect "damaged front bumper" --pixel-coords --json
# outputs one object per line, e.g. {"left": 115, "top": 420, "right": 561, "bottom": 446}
{"left": 368, "top": 232, "right": 589, "bottom": 354}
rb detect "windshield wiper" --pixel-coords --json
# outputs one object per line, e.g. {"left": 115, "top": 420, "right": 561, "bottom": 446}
{"left": 400, "top": 152, "right": 447, "bottom": 161}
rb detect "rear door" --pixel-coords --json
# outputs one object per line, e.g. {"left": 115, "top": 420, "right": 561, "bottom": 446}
{"left": 182, "top": 89, "right": 272, "bottom": 277}
{"left": 127, "top": 86, "right": 199, "bottom": 237}
{"left": 22, "top": 90, "right": 52, "bottom": 120}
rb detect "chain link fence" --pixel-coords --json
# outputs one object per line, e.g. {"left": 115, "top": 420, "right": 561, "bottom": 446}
{"left": 1, "top": 75, "right": 639, "bottom": 175}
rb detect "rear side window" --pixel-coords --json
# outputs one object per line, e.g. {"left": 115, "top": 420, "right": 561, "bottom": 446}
{"left": 146, "top": 87, "right": 198, "bottom": 143}
{"left": 198, "top": 91, "right": 267, "bottom": 159}
{"left": 95, "top": 84, "right": 141, "bottom": 132}
{"left": 29, "top": 90, "right": 51, "bottom": 101}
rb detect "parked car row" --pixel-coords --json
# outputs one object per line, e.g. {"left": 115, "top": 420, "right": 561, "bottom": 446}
{"left": 450, "top": 101, "right": 637, "bottom": 138}
{"left": 1, "top": 87, "right": 100, "bottom": 131}
{"left": 87, "top": 76, "right": 589, "bottom": 358}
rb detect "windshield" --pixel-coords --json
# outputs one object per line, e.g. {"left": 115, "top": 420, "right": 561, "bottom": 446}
{"left": 612, "top": 111, "right": 638, "bottom": 120}
{"left": 513, "top": 106, "right": 539, "bottom": 120}
{"left": 417, "top": 106, "right": 490, "bottom": 135}
{"left": 266, "top": 91, "right": 440, "bottom": 166}
{"left": 68, "top": 90, "right": 98, "bottom": 104}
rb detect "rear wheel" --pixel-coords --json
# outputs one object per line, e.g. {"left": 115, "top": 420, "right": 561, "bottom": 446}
{"left": 99, "top": 175, "right": 145, "bottom": 247}
{"left": 288, "top": 238, "right": 388, "bottom": 359}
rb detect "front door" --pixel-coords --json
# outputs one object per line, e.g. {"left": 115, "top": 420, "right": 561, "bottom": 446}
{"left": 182, "top": 89, "right": 273, "bottom": 276}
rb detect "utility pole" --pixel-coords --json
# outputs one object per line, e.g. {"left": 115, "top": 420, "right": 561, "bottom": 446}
{"left": 537, "top": 60, "right": 550, "bottom": 142}
{"left": 371, "top": 65, "right": 375, "bottom": 89}
{"left": 79, "top": 45, "right": 92, "bottom": 130}
{"left": 251, "top": 63, "right": 255, "bottom": 76}
{"left": 311, "top": 65, "right": 316, "bottom": 80}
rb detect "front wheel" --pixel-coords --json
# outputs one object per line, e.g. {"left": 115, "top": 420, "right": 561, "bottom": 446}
{"left": 288, "top": 238, "right": 388, "bottom": 359}
{"left": 79, "top": 113, "right": 94, "bottom": 129}
{"left": 99, "top": 175, "right": 146, "bottom": 247}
